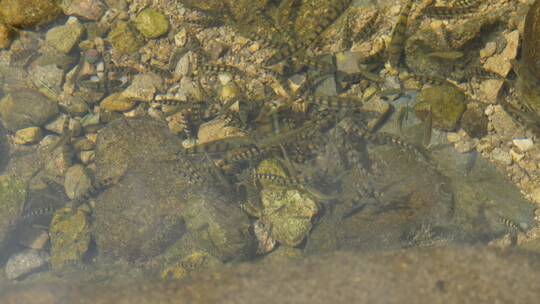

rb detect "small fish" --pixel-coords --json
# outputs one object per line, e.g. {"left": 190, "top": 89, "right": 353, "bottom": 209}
{"left": 426, "top": 51, "right": 464, "bottom": 60}
{"left": 388, "top": 0, "right": 414, "bottom": 67}
{"left": 499, "top": 216, "right": 523, "bottom": 232}
{"left": 422, "top": 4, "right": 480, "bottom": 19}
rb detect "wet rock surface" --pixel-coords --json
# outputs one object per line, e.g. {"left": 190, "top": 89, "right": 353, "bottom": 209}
{"left": 0, "top": 89, "right": 58, "bottom": 132}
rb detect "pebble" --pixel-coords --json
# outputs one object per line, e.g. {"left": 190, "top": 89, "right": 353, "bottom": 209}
{"left": 45, "top": 17, "right": 85, "bottom": 54}
{"left": 122, "top": 73, "right": 163, "bottom": 102}
{"left": 108, "top": 21, "right": 143, "bottom": 56}
{"left": 14, "top": 127, "right": 42, "bottom": 145}
{"left": 44, "top": 115, "right": 68, "bottom": 134}
{"left": 80, "top": 113, "right": 101, "bottom": 132}
{"left": 5, "top": 249, "right": 49, "bottom": 280}
{"left": 61, "top": 0, "right": 106, "bottom": 21}
{"left": 492, "top": 147, "right": 513, "bottom": 165}
{"left": 206, "top": 40, "right": 227, "bottom": 60}
{"left": 30, "top": 64, "right": 64, "bottom": 93}
{"left": 39, "top": 135, "right": 73, "bottom": 177}
{"left": 134, "top": 8, "right": 170, "bottom": 39}
{"left": 64, "top": 164, "right": 93, "bottom": 200}
{"left": 513, "top": 138, "right": 534, "bottom": 152}
{"left": 72, "top": 137, "right": 95, "bottom": 151}
{"left": 0, "top": 89, "right": 58, "bottom": 131}
{"left": 335, "top": 51, "right": 362, "bottom": 74}
{"left": 461, "top": 104, "right": 488, "bottom": 138}
{"left": 78, "top": 150, "right": 95, "bottom": 164}
{"left": 415, "top": 85, "right": 466, "bottom": 131}
{"left": 511, "top": 149, "right": 525, "bottom": 162}
{"left": 483, "top": 30, "right": 519, "bottom": 77}
{"left": 477, "top": 79, "right": 504, "bottom": 104}
{"left": 532, "top": 188, "right": 540, "bottom": 205}
{"left": 100, "top": 92, "right": 137, "bottom": 112}
{"left": 314, "top": 76, "right": 338, "bottom": 96}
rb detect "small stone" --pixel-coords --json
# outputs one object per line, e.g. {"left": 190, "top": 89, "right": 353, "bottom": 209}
{"left": 161, "top": 251, "right": 222, "bottom": 280}
{"left": 483, "top": 30, "right": 519, "bottom": 77}
{"left": 49, "top": 207, "right": 91, "bottom": 270}
{"left": 45, "top": 17, "right": 84, "bottom": 54}
{"left": 362, "top": 98, "right": 391, "bottom": 131}
{"left": 0, "top": 0, "right": 61, "bottom": 28}
{"left": 122, "top": 73, "right": 163, "bottom": 102}
{"left": 288, "top": 74, "right": 306, "bottom": 95}
{"left": 100, "top": 92, "right": 137, "bottom": 112}
{"left": 197, "top": 117, "right": 247, "bottom": 144}
{"left": 72, "top": 137, "right": 94, "bottom": 151}
{"left": 490, "top": 106, "right": 523, "bottom": 138}
{"left": 175, "top": 51, "right": 195, "bottom": 76}
{"left": 134, "top": 8, "right": 169, "bottom": 39}
{"left": 14, "top": 127, "right": 42, "bottom": 145}
{"left": 532, "top": 188, "right": 540, "bottom": 205}
{"left": 477, "top": 79, "right": 505, "bottom": 104}
{"left": 492, "top": 147, "right": 512, "bottom": 165}
{"left": 30, "top": 64, "right": 64, "bottom": 93}
{"left": 77, "top": 150, "right": 95, "bottom": 164}
{"left": 5, "top": 249, "right": 49, "bottom": 280}
{"left": 17, "top": 227, "right": 49, "bottom": 250}
{"left": 513, "top": 138, "right": 534, "bottom": 152}
{"left": 480, "top": 41, "right": 497, "bottom": 59}
{"left": 0, "top": 89, "right": 58, "bottom": 131}
{"left": 454, "top": 140, "right": 475, "bottom": 153}
{"left": 108, "top": 21, "right": 143, "bottom": 56}
{"left": 414, "top": 85, "right": 466, "bottom": 131}
{"left": 39, "top": 135, "right": 73, "bottom": 177}
{"left": 336, "top": 51, "right": 362, "bottom": 74}
{"left": 64, "top": 164, "right": 93, "bottom": 200}
{"left": 0, "top": 23, "right": 12, "bottom": 49}
{"left": 61, "top": 0, "right": 106, "bottom": 21}
{"left": 206, "top": 40, "right": 227, "bottom": 60}
{"left": 510, "top": 149, "right": 525, "bottom": 162}
{"left": 461, "top": 104, "right": 488, "bottom": 138}
{"left": 80, "top": 113, "right": 101, "bottom": 132}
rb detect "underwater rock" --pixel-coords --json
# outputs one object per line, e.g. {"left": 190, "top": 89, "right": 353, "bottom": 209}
{"left": 255, "top": 159, "right": 318, "bottom": 247}
{"left": 30, "top": 64, "right": 64, "bottom": 95}
{"left": 0, "top": 23, "right": 12, "bottom": 49}
{"left": 0, "top": 0, "right": 61, "bottom": 28}
{"left": 161, "top": 251, "right": 222, "bottom": 280}
{"left": 45, "top": 17, "right": 85, "bottom": 54}
{"left": 107, "top": 22, "right": 143, "bottom": 56}
{"left": 522, "top": 0, "right": 540, "bottom": 80}
{"left": 404, "top": 27, "right": 457, "bottom": 76}
{"left": 49, "top": 207, "right": 91, "bottom": 271}
{"left": 61, "top": 0, "right": 106, "bottom": 21}
{"left": 134, "top": 8, "right": 169, "bottom": 39}
{"left": 39, "top": 135, "right": 74, "bottom": 178}
{"left": 0, "top": 89, "right": 58, "bottom": 132}
{"left": 80, "top": 113, "right": 100, "bottom": 133}
{"left": 219, "top": 81, "right": 241, "bottom": 104}
{"left": 0, "top": 175, "right": 27, "bottom": 259}
{"left": 461, "top": 103, "right": 488, "bottom": 138}
{"left": 414, "top": 85, "right": 466, "bottom": 131}
{"left": 93, "top": 117, "right": 252, "bottom": 261}
{"left": 122, "top": 73, "right": 163, "bottom": 102}
{"left": 5, "top": 249, "right": 49, "bottom": 280}
{"left": 63, "top": 165, "right": 93, "bottom": 200}
{"left": 13, "top": 127, "right": 42, "bottom": 145}
{"left": 100, "top": 92, "right": 136, "bottom": 112}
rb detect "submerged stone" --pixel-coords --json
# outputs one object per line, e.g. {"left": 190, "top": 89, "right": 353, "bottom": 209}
{"left": 45, "top": 17, "right": 85, "bottom": 54}
{"left": 49, "top": 207, "right": 91, "bottom": 271}
{"left": 5, "top": 249, "right": 49, "bottom": 280}
{"left": 107, "top": 22, "right": 143, "bottom": 56}
{"left": 414, "top": 85, "right": 466, "bottom": 131}
{"left": 0, "top": 89, "right": 58, "bottom": 132}
{"left": 134, "top": 8, "right": 169, "bottom": 39}
{"left": 0, "top": 0, "right": 61, "bottom": 28}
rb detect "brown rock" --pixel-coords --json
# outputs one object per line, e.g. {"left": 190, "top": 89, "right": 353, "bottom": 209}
{"left": 61, "top": 0, "right": 106, "bottom": 21}
{"left": 100, "top": 93, "right": 137, "bottom": 112}
{"left": 0, "top": 0, "right": 61, "bottom": 28}
{"left": 0, "top": 23, "right": 12, "bottom": 49}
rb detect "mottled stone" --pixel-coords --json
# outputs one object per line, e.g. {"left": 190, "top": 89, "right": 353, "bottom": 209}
{"left": 122, "top": 73, "right": 163, "bottom": 102}
{"left": 14, "top": 127, "right": 42, "bottom": 145}
{"left": 49, "top": 207, "right": 91, "bottom": 270}
{"left": 5, "top": 249, "right": 49, "bottom": 280}
{"left": 61, "top": 0, "right": 106, "bottom": 21}
{"left": 45, "top": 17, "right": 84, "bottom": 54}
{"left": 414, "top": 85, "right": 466, "bottom": 131}
{"left": 107, "top": 22, "right": 143, "bottom": 56}
{"left": 100, "top": 92, "right": 136, "bottom": 112}
{"left": 0, "top": 89, "right": 58, "bottom": 131}
{"left": 461, "top": 104, "right": 488, "bottom": 138}
{"left": 64, "top": 165, "right": 93, "bottom": 200}
{"left": 0, "top": 0, "right": 61, "bottom": 28}
{"left": 492, "top": 147, "right": 512, "bottom": 165}
{"left": 134, "top": 8, "right": 170, "bottom": 39}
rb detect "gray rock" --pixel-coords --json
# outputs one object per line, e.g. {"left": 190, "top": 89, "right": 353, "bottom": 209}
{"left": 92, "top": 118, "right": 252, "bottom": 261}
{"left": 45, "top": 17, "right": 84, "bottom": 54}
{"left": 5, "top": 249, "right": 49, "bottom": 280}
{"left": 0, "top": 89, "right": 58, "bottom": 132}
{"left": 61, "top": 0, "right": 106, "bottom": 21}
{"left": 122, "top": 73, "right": 164, "bottom": 102}
{"left": 64, "top": 165, "right": 93, "bottom": 200}
{"left": 29, "top": 64, "right": 64, "bottom": 96}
